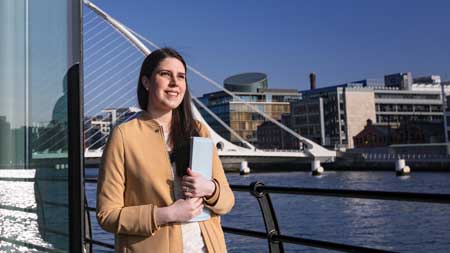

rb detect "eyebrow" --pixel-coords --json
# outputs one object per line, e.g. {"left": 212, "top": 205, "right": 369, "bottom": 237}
{"left": 157, "top": 69, "right": 186, "bottom": 75}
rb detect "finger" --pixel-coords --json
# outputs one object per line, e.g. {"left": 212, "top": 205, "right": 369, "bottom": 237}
{"left": 188, "top": 197, "right": 201, "bottom": 203}
{"left": 191, "top": 200, "right": 202, "bottom": 210}
{"left": 182, "top": 176, "right": 195, "bottom": 183}
{"left": 187, "top": 197, "right": 198, "bottom": 206}
{"left": 184, "top": 192, "right": 194, "bottom": 198}
{"left": 181, "top": 182, "right": 195, "bottom": 188}
{"left": 187, "top": 197, "right": 200, "bottom": 203}
{"left": 187, "top": 168, "right": 201, "bottom": 177}
{"left": 174, "top": 198, "right": 185, "bottom": 205}
{"left": 181, "top": 185, "right": 197, "bottom": 197}
{"left": 193, "top": 197, "right": 203, "bottom": 206}
{"left": 184, "top": 190, "right": 199, "bottom": 199}
{"left": 190, "top": 171, "right": 201, "bottom": 177}
{"left": 195, "top": 204, "right": 204, "bottom": 215}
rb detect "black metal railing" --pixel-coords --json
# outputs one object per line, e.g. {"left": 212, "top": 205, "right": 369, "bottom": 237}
{"left": 84, "top": 178, "right": 450, "bottom": 253}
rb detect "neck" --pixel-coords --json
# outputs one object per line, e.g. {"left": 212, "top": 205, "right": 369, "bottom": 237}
{"left": 146, "top": 107, "right": 172, "bottom": 132}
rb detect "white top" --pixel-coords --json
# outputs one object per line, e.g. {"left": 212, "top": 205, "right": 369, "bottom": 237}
{"left": 164, "top": 131, "right": 207, "bottom": 253}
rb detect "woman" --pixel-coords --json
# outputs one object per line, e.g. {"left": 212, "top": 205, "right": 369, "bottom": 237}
{"left": 97, "top": 48, "right": 235, "bottom": 252}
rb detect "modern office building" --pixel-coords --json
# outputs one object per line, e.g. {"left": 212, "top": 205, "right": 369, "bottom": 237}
{"left": 288, "top": 96, "right": 326, "bottom": 146}
{"left": 294, "top": 73, "right": 449, "bottom": 149}
{"left": 373, "top": 87, "right": 444, "bottom": 124}
{"left": 413, "top": 75, "right": 441, "bottom": 84}
{"left": 84, "top": 107, "right": 140, "bottom": 149}
{"left": 292, "top": 84, "right": 376, "bottom": 149}
{"left": 198, "top": 72, "right": 302, "bottom": 145}
{"left": 256, "top": 114, "right": 298, "bottom": 149}
{"left": 444, "top": 95, "right": 450, "bottom": 153}
{"left": 90, "top": 107, "right": 140, "bottom": 135}
{"left": 384, "top": 72, "right": 413, "bottom": 90}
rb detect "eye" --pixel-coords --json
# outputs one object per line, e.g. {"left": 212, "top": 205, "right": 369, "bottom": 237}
{"left": 177, "top": 74, "right": 186, "bottom": 80}
{"left": 159, "top": 71, "right": 171, "bottom": 77}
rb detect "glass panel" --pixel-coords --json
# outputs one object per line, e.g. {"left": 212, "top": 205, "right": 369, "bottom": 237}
{"left": 0, "top": 0, "right": 79, "bottom": 252}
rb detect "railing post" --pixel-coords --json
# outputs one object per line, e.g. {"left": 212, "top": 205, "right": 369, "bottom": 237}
{"left": 84, "top": 197, "right": 92, "bottom": 253}
{"left": 250, "top": 181, "right": 284, "bottom": 253}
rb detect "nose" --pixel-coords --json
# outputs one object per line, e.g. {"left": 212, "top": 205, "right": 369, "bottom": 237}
{"left": 169, "top": 78, "right": 176, "bottom": 87}
{"left": 169, "top": 75, "right": 178, "bottom": 86}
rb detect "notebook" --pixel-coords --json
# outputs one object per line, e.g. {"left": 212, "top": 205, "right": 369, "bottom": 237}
{"left": 189, "top": 136, "right": 213, "bottom": 222}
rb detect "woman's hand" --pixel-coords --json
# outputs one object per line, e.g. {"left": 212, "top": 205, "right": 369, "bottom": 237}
{"left": 181, "top": 168, "right": 216, "bottom": 198}
{"left": 155, "top": 198, "right": 204, "bottom": 225}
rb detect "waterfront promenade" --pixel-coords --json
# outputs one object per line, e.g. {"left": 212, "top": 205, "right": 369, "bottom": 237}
{"left": 86, "top": 169, "right": 450, "bottom": 253}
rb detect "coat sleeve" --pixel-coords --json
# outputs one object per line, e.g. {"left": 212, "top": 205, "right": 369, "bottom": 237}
{"left": 96, "top": 127, "right": 160, "bottom": 236}
{"left": 198, "top": 122, "right": 235, "bottom": 215}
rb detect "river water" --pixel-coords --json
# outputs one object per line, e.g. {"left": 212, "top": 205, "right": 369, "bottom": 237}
{"left": 85, "top": 169, "right": 450, "bottom": 253}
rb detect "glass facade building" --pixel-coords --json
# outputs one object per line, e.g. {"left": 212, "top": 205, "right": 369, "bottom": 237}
{"left": 199, "top": 89, "right": 301, "bottom": 145}
{"left": 0, "top": 0, "right": 81, "bottom": 251}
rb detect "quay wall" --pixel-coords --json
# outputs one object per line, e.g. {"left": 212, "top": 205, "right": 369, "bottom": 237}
{"left": 86, "top": 143, "right": 450, "bottom": 172}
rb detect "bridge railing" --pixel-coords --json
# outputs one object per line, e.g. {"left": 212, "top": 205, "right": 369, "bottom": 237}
{"left": 83, "top": 178, "right": 450, "bottom": 253}
{"left": 360, "top": 152, "right": 450, "bottom": 161}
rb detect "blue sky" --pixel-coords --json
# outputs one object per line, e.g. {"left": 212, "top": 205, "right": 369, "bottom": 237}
{"left": 87, "top": 0, "right": 450, "bottom": 93}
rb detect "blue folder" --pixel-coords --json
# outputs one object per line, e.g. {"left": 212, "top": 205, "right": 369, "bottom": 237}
{"left": 189, "top": 137, "right": 213, "bottom": 222}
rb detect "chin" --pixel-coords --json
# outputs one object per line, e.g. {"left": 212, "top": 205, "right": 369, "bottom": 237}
{"left": 165, "top": 101, "right": 183, "bottom": 110}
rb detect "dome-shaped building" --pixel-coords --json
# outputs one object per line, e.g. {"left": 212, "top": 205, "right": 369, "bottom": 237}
{"left": 224, "top": 72, "right": 268, "bottom": 92}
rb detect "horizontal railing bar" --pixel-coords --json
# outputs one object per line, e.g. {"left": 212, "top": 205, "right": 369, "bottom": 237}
{"left": 222, "top": 226, "right": 396, "bottom": 253}
{"left": 1, "top": 202, "right": 67, "bottom": 213}
{"left": 230, "top": 184, "right": 450, "bottom": 204}
{"left": 85, "top": 238, "right": 115, "bottom": 249}
{"left": 85, "top": 178, "right": 450, "bottom": 205}
{"left": 0, "top": 177, "right": 35, "bottom": 182}
{"left": 0, "top": 236, "right": 65, "bottom": 253}
{"left": 85, "top": 178, "right": 97, "bottom": 183}
{"left": 87, "top": 206, "right": 96, "bottom": 212}
{"left": 43, "top": 201, "right": 69, "bottom": 208}
{"left": 44, "top": 228, "right": 69, "bottom": 237}
{"left": 0, "top": 204, "right": 36, "bottom": 213}
{"left": 273, "top": 234, "right": 395, "bottom": 253}
{"left": 0, "top": 177, "right": 67, "bottom": 182}
{"left": 222, "top": 226, "right": 266, "bottom": 239}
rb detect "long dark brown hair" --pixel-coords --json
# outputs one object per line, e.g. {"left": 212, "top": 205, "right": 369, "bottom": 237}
{"left": 137, "top": 48, "right": 199, "bottom": 174}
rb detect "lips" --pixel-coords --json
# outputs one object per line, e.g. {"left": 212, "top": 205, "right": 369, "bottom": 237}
{"left": 165, "top": 90, "right": 179, "bottom": 97}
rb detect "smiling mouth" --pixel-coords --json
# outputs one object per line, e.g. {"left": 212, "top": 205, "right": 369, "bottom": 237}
{"left": 165, "top": 91, "right": 179, "bottom": 97}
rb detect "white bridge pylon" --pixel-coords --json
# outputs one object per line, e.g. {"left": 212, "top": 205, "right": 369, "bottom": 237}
{"left": 83, "top": 0, "right": 336, "bottom": 162}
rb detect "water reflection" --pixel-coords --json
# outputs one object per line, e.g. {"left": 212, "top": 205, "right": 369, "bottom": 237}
{"left": 0, "top": 168, "right": 68, "bottom": 252}
{"left": 0, "top": 181, "right": 36, "bottom": 210}
{"left": 0, "top": 169, "right": 36, "bottom": 178}
{"left": 341, "top": 198, "right": 395, "bottom": 249}
{"left": 0, "top": 169, "right": 54, "bottom": 252}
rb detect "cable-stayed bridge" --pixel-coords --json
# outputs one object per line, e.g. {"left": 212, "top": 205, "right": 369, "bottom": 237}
{"left": 82, "top": 0, "right": 335, "bottom": 169}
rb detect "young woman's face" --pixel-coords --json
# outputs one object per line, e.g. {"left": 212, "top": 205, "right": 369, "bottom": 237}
{"left": 143, "top": 57, "right": 187, "bottom": 113}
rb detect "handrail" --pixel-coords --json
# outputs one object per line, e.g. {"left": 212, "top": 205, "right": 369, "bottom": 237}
{"left": 85, "top": 238, "right": 114, "bottom": 249}
{"left": 83, "top": 178, "right": 450, "bottom": 252}
{"left": 230, "top": 184, "right": 450, "bottom": 204}
{"left": 221, "top": 227, "right": 393, "bottom": 253}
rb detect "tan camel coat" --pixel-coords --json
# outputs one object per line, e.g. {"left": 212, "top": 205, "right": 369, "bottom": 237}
{"left": 96, "top": 112, "right": 235, "bottom": 252}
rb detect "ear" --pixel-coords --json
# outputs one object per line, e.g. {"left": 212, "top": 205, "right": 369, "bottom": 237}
{"left": 141, "top": 76, "right": 150, "bottom": 91}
